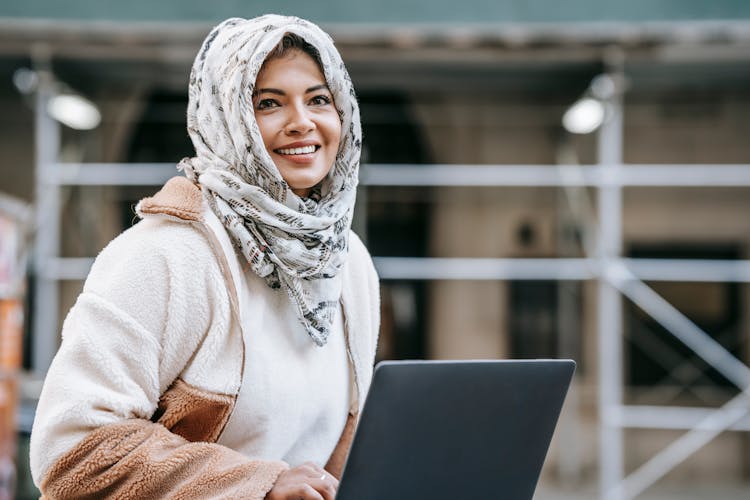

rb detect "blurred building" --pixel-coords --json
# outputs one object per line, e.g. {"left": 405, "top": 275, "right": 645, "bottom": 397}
{"left": 1, "top": 1, "right": 749, "bottom": 498}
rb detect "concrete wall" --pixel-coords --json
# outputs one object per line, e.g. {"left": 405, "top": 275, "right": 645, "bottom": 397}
{"left": 413, "top": 90, "right": 750, "bottom": 482}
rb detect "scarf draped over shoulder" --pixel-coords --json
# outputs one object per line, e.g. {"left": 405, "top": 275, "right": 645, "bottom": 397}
{"left": 178, "top": 15, "right": 362, "bottom": 346}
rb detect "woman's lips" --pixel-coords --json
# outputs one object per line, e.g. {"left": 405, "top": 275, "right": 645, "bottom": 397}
{"left": 273, "top": 144, "right": 320, "bottom": 164}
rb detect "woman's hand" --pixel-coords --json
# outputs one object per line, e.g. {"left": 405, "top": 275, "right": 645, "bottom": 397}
{"left": 265, "top": 462, "right": 338, "bottom": 500}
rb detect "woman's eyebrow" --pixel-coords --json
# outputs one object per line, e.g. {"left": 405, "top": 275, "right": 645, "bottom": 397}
{"left": 253, "top": 84, "right": 328, "bottom": 96}
{"left": 255, "top": 88, "right": 284, "bottom": 96}
{"left": 306, "top": 84, "right": 329, "bottom": 93}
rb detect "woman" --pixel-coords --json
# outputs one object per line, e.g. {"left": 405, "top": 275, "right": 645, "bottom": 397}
{"left": 30, "top": 15, "right": 379, "bottom": 500}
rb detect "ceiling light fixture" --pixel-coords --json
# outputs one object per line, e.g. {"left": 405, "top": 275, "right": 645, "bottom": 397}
{"left": 13, "top": 67, "right": 102, "bottom": 131}
{"left": 562, "top": 74, "right": 623, "bottom": 135}
{"left": 562, "top": 97, "right": 605, "bottom": 135}
{"left": 47, "top": 93, "right": 101, "bottom": 131}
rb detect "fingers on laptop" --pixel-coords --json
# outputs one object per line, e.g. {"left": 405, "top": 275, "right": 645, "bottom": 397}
{"left": 302, "top": 462, "right": 338, "bottom": 500}
{"left": 266, "top": 462, "right": 338, "bottom": 500}
{"left": 311, "top": 470, "right": 338, "bottom": 499}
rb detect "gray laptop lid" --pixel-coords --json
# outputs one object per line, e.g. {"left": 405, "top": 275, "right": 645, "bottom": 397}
{"left": 336, "top": 359, "right": 575, "bottom": 500}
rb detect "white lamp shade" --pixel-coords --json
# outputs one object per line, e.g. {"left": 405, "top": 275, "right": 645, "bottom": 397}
{"left": 47, "top": 93, "right": 101, "bottom": 130}
{"left": 562, "top": 97, "right": 605, "bottom": 135}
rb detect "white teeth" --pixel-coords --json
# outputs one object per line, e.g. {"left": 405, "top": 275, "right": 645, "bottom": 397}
{"left": 276, "top": 145, "right": 316, "bottom": 155}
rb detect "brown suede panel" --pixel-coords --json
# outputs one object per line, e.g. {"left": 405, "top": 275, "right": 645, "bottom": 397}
{"left": 324, "top": 412, "right": 358, "bottom": 479}
{"left": 139, "top": 176, "right": 203, "bottom": 222}
{"left": 41, "top": 420, "right": 288, "bottom": 499}
{"left": 152, "top": 378, "right": 236, "bottom": 444}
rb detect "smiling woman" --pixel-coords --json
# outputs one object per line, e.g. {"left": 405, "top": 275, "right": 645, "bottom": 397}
{"left": 29, "top": 15, "right": 379, "bottom": 500}
{"left": 253, "top": 41, "right": 342, "bottom": 197}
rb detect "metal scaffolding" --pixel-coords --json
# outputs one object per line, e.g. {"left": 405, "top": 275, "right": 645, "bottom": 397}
{"left": 31, "top": 69, "right": 750, "bottom": 500}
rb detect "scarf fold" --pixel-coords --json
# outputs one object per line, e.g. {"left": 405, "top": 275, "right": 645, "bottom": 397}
{"left": 179, "top": 15, "right": 362, "bottom": 346}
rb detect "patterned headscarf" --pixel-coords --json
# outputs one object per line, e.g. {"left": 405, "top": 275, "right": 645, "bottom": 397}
{"left": 179, "top": 15, "right": 362, "bottom": 346}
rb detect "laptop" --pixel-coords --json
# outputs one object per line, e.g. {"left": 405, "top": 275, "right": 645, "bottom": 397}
{"left": 336, "top": 359, "right": 575, "bottom": 500}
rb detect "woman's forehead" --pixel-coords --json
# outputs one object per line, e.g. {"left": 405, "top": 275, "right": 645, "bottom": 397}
{"left": 256, "top": 51, "right": 327, "bottom": 87}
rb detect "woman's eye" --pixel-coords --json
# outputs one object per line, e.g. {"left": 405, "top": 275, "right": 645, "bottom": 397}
{"left": 310, "top": 95, "right": 332, "bottom": 106}
{"left": 255, "top": 98, "right": 279, "bottom": 110}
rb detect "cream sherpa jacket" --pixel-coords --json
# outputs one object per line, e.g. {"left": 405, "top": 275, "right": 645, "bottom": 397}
{"left": 29, "top": 177, "right": 380, "bottom": 499}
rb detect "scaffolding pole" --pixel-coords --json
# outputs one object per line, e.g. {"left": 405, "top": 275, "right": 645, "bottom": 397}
{"left": 597, "top": 59, "right": 625, "bottom": 500}
{"left": 605, "top": 264, "right": 750, "bottom": 497}
{"left": 31, "top": 64, "right": 61, "bottom": 375}
{"left": 613, "top": 390, "right": 750, "bottom": 499}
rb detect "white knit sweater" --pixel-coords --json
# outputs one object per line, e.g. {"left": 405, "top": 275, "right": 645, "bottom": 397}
{"left": 203, "top": 207, "right": 352, "bottom": 466}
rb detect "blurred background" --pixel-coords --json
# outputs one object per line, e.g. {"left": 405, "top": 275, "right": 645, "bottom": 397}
{"left": 1, "top": 1, "right": 749, "bottom": 498}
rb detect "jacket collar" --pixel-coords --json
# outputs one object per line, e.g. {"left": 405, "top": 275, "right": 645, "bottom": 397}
{"left": 137, "top": 176, "right": 203, "bottom": 222}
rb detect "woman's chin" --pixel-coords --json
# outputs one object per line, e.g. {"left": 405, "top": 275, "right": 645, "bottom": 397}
{"left": 279, "top": 170, "right": 328, "bottom": 197}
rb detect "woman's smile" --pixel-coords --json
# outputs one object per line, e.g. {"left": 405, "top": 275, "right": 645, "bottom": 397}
{"left": 273, "top": 140, "right": 321, "bottom": 163}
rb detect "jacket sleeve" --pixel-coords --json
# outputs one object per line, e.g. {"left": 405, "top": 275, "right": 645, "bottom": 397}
{"left": 29, "top": 218, "right": 288, "bottom": 499}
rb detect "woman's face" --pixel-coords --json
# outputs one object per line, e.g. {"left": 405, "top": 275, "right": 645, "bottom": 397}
{"left": 253, "top": 50, "right": 342, "bottom": 197}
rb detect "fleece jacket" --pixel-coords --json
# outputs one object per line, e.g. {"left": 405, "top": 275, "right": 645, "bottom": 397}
{"left": 29, "top": 177, "right": 380, "bottom": 499}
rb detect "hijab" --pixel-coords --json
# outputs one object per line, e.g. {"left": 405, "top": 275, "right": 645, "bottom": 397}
{"left": 179, "top": 15, "right": 362, "bottom": 346}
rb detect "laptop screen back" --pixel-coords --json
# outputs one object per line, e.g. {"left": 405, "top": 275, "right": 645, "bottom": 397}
{"left": 336, "top": 359, "right": 575, "bottom": 500}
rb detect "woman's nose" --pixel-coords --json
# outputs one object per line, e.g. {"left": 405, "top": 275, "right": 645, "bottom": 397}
{"left": 284, "top": 103, "right": 315, "bottom": 135}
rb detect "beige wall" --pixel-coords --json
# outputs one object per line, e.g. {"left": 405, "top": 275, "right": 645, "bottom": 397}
{"left": 414, "top": 94, "right": 570, "bottom": 361}
{"left": 415, "top": 90, "right": 750, "bottom": 481}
